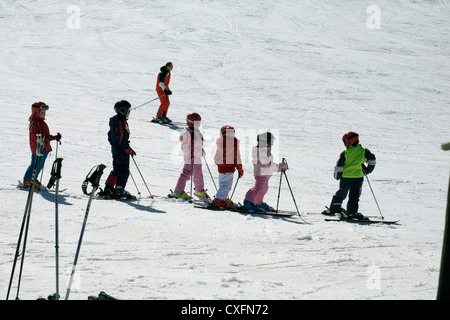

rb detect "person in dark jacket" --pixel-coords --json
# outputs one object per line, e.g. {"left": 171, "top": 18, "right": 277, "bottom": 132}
{"left": 99, "top": 100, "right": 136, "bottom": 199}
{"left": 323, "top": 132, "right": 376, "bottom": 220}
{"left": 155, "top": 62, "right": 173, "bottom": 123}
{"left": 23, "top": 102, "right": 61, "bottom": 188}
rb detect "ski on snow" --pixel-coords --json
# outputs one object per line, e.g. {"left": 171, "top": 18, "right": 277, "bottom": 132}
{"left": 150, "top": 117, "right": 184, "bottom": 127}
{"left": 324, "top": 218, "right": 399, "bottom": 224}
{"left": 194, "top": 204, "right": 296, "bottom": 217}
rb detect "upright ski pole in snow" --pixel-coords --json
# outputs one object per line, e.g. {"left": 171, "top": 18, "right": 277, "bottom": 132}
{"left": 6, "top": 134, "right": 44, "bottom": 300}
{"left": 47, "top": 157, "right": 63, "bottom": 300}
{"left": 281, "top": 159, "right": 301, "bottom": 217}
{"left": 131, "top": 155, "right": 153, "bottom": 198}
{"left": 65, "top": 164, "right": 106, "bottom": 300}
{"left": 276, "top": 158, "right": 301, "bottom": 217}
{"left": 364, "top": 172, "right": 384, "bottom": 220}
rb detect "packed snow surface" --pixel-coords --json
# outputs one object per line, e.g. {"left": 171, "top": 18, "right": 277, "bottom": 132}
{"left": 1, "top": 0, "right": 449, "bottom": 300}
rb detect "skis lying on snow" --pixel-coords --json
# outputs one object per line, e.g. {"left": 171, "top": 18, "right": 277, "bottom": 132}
{"left": 194, "top": 203, "right": 296, "bottom": 217}
{"left": 324, "top": 217, "right": 399, "bottom": 224}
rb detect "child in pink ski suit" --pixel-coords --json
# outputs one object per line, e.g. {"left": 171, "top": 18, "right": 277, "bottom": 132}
{"left": 172, "top": 113, "right": 208, "bottom": 199}
{"left": 243, "top": 132, "right": 287, "bottom": 211}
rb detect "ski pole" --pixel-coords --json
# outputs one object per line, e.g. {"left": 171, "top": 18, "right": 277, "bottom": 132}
{"left": 189, "top": 162, "right": 194, "bottom": 203}
{"left": 66, "top": 164, "right": 106, "bottom": 300}
{"left": 131, "top": 155, "right": 153, "bottom": 198}
{"left": 133, "top": 96, "right": 161, "bottom": 110}
{"left": 364, "top": 172, "right": 384, "bottom": 220}
{"left": 7, "top": 157, "right": 39, "bottom": 300}
{"left": 49, "top": 158, "right": 63, "bottom": 300}
{"left": 203, "top": 156, "right": 217, "bottom": 192}
{"left": 227, "top": 175, "right": 241, "bottom": 208}
{"left": 280, "top": 158, "right": 301, "bottom": 217}
{"left": 6, "top": 134, "right": 44, "bottom": 300}
{"left": 129, "top": 171, "right": 141, "bottom": 196}
{"left": 275, "top": 167, "right": 283, "bottom": 214}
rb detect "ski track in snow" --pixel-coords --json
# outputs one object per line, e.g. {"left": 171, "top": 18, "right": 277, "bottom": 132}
{"left": 1, "top": 0, "right": 449, "bottom": 300}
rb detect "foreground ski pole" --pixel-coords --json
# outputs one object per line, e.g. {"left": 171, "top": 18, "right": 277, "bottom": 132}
{"left": 203, "top": 156, "right": 217, "bottom": 192}
{"left": 131, "top": 155, "right": 153, "bottom": 198}
{"left": 6, "top": 134, "right": 44, "bottom": 300}
{"left": 65, "top": 164, "right": 106, "bottom": 300}
{"left": 364, "top": 172, "right": 384, "bottom": 220}
{"left": 47, "top": 157, "right": 63, "bottom": 300}
{"left": 132, "top": 96, "right": 161, "bottom": 110}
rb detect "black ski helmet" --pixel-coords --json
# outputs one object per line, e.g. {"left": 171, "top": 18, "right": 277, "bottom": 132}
{"left": 257, "top": 132, "right": 274, "bottom": 146}
{"left": 114, "top": 100, "right": 131, "bottom": 116}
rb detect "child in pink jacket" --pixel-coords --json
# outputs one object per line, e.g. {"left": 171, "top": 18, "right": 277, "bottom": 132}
{"left": 243, "top": 132, "right": 287, "bottom": 211}
{"left": 171, "top": 113, "right": 209, "bottom": 199}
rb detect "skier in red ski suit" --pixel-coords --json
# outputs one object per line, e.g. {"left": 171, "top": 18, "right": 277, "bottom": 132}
{"left": 155, "top": 62, "right": 173, "bottom": 123}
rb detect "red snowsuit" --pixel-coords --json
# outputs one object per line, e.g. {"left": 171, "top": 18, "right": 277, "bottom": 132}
{"left": 156, "top": 66, "right": 171, "bottom": 117}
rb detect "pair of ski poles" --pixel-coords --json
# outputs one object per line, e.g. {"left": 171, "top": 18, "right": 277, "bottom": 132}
{"left": 203, "top": 156, "right": 301, "bottom": 215}
{"left": 6, "top": 137, "right": 64, "bottom": 300}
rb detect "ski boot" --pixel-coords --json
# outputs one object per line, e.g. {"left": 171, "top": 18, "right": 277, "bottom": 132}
{"left": 169, "top": 190, "right": 190, "bottom": 199}
{"left": 115, "top": 186, "right": 136, "bottom": 200}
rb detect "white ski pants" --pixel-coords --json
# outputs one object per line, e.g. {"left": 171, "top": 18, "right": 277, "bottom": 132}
{"left": 216, "top": 172, "right": 235, "bottom": 200}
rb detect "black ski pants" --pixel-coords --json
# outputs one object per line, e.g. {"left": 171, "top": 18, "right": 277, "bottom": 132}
{"left": 330, "top": 177, "right": 364, "bottom": 215}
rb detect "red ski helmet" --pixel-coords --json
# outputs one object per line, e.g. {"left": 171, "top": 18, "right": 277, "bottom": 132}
{"left": 220, "top": 125, "right": 235, "bottom": 137}
{"left": 32, "top": 101, "right": 49, "bottom": 117}
{"left": 342, "top": 131, "right": 359, "bottom": 148}
{"left": 187, "top": 113, "right": 201, "bottom": 128}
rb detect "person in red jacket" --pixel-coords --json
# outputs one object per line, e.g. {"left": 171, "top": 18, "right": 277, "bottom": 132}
{"left": 155, "top": 62, "right": 173, "bottom": 123}
{"left": 213, "top": 125, "right": 244, "bottom": 208}
{"left": 23, "top": 102, "right": 61, "bottom": 188}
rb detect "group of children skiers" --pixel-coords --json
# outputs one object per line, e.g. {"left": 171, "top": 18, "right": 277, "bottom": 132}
{"left": 23, "top": 62, "right": 377, "bottom": 220}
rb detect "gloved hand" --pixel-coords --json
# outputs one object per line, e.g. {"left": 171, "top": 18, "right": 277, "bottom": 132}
{"left": 238, "top": 168, "right": 244, "bottom": 178}
{"left": 361, "top": 163, "right": 367, "bottom": 173}
{"left": 55, "top": 133, "right": 62, "bottom": 142}
{"left": 164, "top": 89, "right": 172, "bottom": 95}
{"left": 279, "top": 162, "right": 288, "bottom": 172}
{"left": 125, "top": 147, "right": 136, "bottom": 156}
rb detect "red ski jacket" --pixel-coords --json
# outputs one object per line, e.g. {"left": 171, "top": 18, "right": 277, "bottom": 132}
{"left": 155, "top": 66, "right": 171, "bottom": 95}
{"left": 28, "top": 115, "right": 56, "bottom": 153}
{"left": 214, "top": 136, "right": 243, "bottom": 174}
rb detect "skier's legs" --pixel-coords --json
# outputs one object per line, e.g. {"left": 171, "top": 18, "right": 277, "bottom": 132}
{"left": 216, "top": 172, "right": 234, "bottom": 200}
{"left": 192, "top": 164, "right": 204, "bottom": 192}
{"left": 244, "top": 176, "right": 269, "bottom": 204}
{"left": 174, "top": 164, "right": 191, "bottom": 193}
{"left": 347, "top": 178, "right": 364, "bottom": 214}
{"left": 329, "top": 178, "right": 350, "bottom": 213}
{"left": 24, "top": 152, "right": 48, "bottom": 181}
{"left": 157, "top": 95, "right": 170, "bottom": 117}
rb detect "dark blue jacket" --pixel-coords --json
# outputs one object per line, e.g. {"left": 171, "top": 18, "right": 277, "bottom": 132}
{"left": 108, "top": 114, "right": 130, "bottom": 155}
